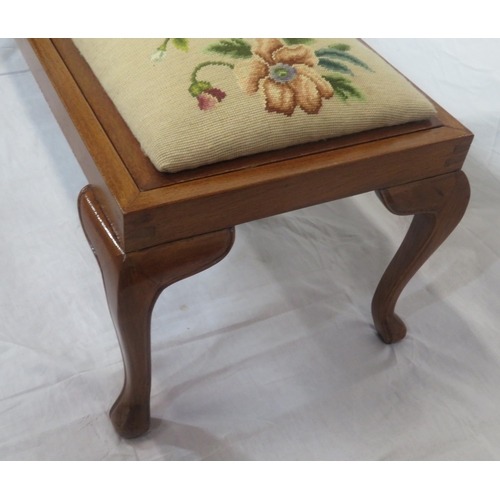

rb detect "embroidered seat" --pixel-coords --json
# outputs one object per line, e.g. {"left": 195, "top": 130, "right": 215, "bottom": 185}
{"left": 19, "top": 38, "right": 472, "bottom": 439}
{"left": 73, "top": 38, "right": 436, "bottom": 172}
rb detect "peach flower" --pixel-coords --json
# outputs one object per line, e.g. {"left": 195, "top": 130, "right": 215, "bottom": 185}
{"left": 236, "top": 38, "right": 334, "bottom": 116}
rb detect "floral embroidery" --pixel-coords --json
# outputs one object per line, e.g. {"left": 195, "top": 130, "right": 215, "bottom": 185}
{"left": 188, "top": 61, "right": 233, "bottom": 110}
{"left": 151, "top": 38, "right": 189, "bottom": 62}
{"left": 204, "top": 38, "right": 253, "bottom": 59}
{"left": 151, "top": 39, "right": 372, "bottom": 114}
{"left": 236, "top": 39, "right": 334, "bottom": 116}
{"left": 197, "top": 88, "right": 227, "bottom": 110}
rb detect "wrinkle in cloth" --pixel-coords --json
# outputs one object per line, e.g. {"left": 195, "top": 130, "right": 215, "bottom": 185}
{"left": 1, "top": 38, "right": 500, "bottom": 460}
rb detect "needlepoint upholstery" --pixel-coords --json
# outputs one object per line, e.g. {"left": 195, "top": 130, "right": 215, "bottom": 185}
{"left": 73, "top": 38, "right": 437, "bottom": 173}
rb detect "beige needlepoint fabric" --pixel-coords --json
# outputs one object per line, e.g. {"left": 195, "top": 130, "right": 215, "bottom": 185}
{"left": 73, "top": 38, "right": 437, "bottom": 173}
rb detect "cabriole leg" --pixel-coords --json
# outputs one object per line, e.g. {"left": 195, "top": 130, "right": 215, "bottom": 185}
{"left": 78, "top": 186, "right": 234, "bottom": 438}
{"left": 372, "top": 170, "right": 470, "bottom": 344}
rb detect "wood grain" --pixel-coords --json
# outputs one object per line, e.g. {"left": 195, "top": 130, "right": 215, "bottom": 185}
{"left": 78, "top": 186, "right": 234, "bottom": 438}
{"left": 372, "top": 170, "right": 470, "bottom": 343}
{"left": 16, "top": 38, "right": 140, "bottom": 245}
{"left": 124, "top": 128, "right": 472, "bottom": 252}
{"left": 18, "top": 38, "right": 474, "bottom": 438}
{"left": 52, "top": 38, "right": 442, "bottom": 191}
{"left": 18, "top": 39, "right": 472, "bottom": 253}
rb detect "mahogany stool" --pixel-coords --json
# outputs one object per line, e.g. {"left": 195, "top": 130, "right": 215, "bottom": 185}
{"left": 17, "top": 38, "right": 472, "bottom": 438}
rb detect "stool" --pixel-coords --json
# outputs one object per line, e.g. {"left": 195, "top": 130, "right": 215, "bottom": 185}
{"left": 18, "top": 38, "right": 472, "bottom": 439}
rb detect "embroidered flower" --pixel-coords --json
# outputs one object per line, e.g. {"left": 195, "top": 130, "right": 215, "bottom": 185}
{"left": 236, "top": 38, "right": 334, "bottom": 116}
{"left": 151, "top": 48, "right": 167, "bottom": 62}
{"left": 151, "top": 38, "right": 189, "bottom": 62}
{"left": 152, "top": 39, "right": 370, "bottom": 113}
{"left": 197, "top": 88, "right": 227, "bottom": 110}
{"left": 151, "top": 39, "right": 169, "bottom": 62}
{"left": 189, "top": 61, "right": 233, "bottom": 111}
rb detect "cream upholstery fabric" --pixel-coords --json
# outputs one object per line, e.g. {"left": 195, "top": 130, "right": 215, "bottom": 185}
{"left": 73, "top": 38, "right": 436, "bottom": 173}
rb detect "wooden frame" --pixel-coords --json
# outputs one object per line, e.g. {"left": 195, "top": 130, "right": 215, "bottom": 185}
{"left": 17, "top": 38, "right": 472, "bottom": 438}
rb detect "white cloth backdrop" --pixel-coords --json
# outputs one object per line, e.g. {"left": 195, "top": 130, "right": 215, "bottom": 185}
{"left": 1, "top": 38, "right": 500, "bottom": 460}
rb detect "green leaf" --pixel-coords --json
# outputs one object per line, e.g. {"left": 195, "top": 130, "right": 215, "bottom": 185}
{"left": 282, "top": 38, "right": 315, "bottom": 45}
{"left": 172, "top": 38, "right": 189, "bottom": 52}
{"left": 205, "top": 39, "right": 252, "bottom": 58}
{"left": 315, "top": 48, "right": 372, "bottom": 71}
{"left": 328, "top": 43, "right": 351, "bottom": 52}
{"left": 157, "top": 38, "right": 169, "bottom": 51}
{"left": 318, "top": 58, "right": 353, "bottom": 75}
{"left": 322, "top": 74, "right": 364, "bottom": 102}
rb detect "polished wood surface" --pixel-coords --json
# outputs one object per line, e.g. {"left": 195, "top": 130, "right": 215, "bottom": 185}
{"left": 16, "top": 38, "right": 138, "bottom": 241}
{"left": 17, "top": 38, "right": 473, "bottom": 438}
{"left": 18, "top": 39, "right": 473, "bottom": 253}
{"left": 79, "top": 186, "right": 234, "bottom": 437}
{"left": 124, "top": 130, "right": 471, "bottom": 251}
{"left": 52, "top": 38, "right": 442, "bottom": 191}
{"left": 372, "top": 170, "right": 470, "bottom": 343}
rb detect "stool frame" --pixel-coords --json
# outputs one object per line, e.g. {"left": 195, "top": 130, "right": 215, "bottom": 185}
{"left": 18, "top": 38, "right": 472, "bottom": 438}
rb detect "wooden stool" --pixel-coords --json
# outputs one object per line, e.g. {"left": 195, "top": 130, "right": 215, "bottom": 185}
{"left": 18, "top": 38, "right": 472, "bottom": 438}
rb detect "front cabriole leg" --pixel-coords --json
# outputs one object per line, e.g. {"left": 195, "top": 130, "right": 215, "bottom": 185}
{"left": 372, "top": 170, "right": 470, "bottom": 344}
{"left": 78, "top": 186, "right": 235, "bottom": 438}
